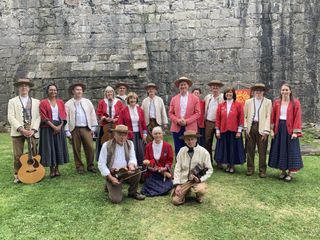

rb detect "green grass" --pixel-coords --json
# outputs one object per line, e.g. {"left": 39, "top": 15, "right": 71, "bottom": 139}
{"left": 0, "top": 133, "right": 319, "bottom": 240}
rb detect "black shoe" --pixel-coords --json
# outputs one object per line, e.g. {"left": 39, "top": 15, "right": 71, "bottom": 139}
{"left": 128, "top": 192, "right": 145, "bottom": 200}
{"left": 77, "top": 168, "right": 85, "bottom": 174}
{"left": 87, "top": 168, "right": 97, "bottom": 173}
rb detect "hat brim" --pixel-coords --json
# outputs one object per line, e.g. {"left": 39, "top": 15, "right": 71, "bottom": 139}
{"left": 208, "top": 82, "right": 224, "bottom": 87}
{"left": 116, "top": 83, "right": 129, "bottom": 89}
{"left": 68, "top": 83, "right": 86, "bottom": 95}
{"left": 111, "top": 130, "right": 129, "bottom": 134}
{"left": 174, "top": 79, "right": 193, "bottom": 88}
{"left": 179, "top": 133, "right": 202, "bottom": 140}
{"left": 14, "top": 82, "right": 34, "bottom": 88}
{"left": 145, "top": 85, "right": 158, "bottom": 90}
{"left": 251, "top": 86, "right": 268, "bottom": 92}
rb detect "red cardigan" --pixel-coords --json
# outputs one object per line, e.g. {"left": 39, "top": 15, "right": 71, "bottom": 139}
{"left": 271, "top": 98, "right": 302, "bottom": 137}
{"left": 216, "top": 100, "right": 244, "bottom": 133}
{"left": 144, "top": 141, "right": 173, "bottom": 178}
{"left": 118, "top": 106, "right": 147, "bottom": 139}
{"left": 96, "top": 99, "right": 124, "bottom": 126}
{"left": 39, "top": 99, "right": 67, "bottom": 128}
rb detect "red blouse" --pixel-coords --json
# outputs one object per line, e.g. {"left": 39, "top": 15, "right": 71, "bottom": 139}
{"left": 96, "top": 99, "right": 124, "bottom": 126}
{"left": 216, "top": 100, "right": 244, "bottom": 133}
{"left": 39, "top": 99, "right": 67, "bottom": 128}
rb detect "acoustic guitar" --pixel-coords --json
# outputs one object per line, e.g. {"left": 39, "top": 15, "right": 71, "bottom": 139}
{"left": 17, "top": 123, "right": 45, "bottom": 184}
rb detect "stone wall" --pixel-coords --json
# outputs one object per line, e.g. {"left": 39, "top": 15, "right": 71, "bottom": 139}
{"left": 0, "top": 0, "right": 319, "bottom": 123}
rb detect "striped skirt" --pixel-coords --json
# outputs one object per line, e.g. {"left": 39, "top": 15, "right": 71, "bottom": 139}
{"left": 39, "top": 120, "right": 69, "bottom": 167}
{"left": 214, "top": 131, "right": 246, "bottom": 165}
{"left": 268, "top": 120, "right": 303, "bottom": 171}
{"left": 142, "top": 172, "right": 173, "bottom": 197}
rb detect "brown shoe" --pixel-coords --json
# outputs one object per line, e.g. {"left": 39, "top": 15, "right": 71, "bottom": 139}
{"left": 246, "top": 171, "right": 254, "bottom": 176}
{"left": 77, "top": 168, "right": 85, "bottom": 174}
{"left": 50, "top": 167, "right": 56, "bottom": 178}
{"left": 259, "top": 172, "right": 267, "bottom": 178}
{"left": 128, "top": 192, "right": 145, "bottom": 200}
{"left": 87, "top": 167, "right": 97, "bottom": 173}
{"left": 196, "top": 195, "right": 204, "bottom": 204}
{"left": 54, "top": 166, "right": 61, "bottom": 177}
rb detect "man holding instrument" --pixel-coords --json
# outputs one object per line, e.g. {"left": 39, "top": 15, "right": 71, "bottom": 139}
{"left": 98, "top": 124, "right": 146, "bottom": 203}
{"left": 7, "top": 78, "right": 40, "bottom": 183}
{"left": 172, "top": 130, "right": 213, "bottom": 205}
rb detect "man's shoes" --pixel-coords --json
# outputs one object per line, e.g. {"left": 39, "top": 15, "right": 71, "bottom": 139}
{"left": 246, "top": 171, "right": 254, "bottom": 176}
{"left": 77, "top": 168, "right": 85, "bottom": 174}
{"left": 259, "top": 172, "right": 267, "bottom": 178}
{"left": 128, "top": 192, "right": 146, "bottom": 200}
{"left": 196, "top": 195, "right": 204, "bottom": 204}
{"left": 13, "top": 175, "right": 20, "bottom": 184}
{"left": 87, "top": 168, "right": 97, "bottom": 173}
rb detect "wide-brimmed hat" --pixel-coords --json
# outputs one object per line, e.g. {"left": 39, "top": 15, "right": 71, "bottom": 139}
{"left": 14, "top": 79, "right": 34, "bottom": 88}
{"left": 207, "top": 80, "right": 224, "bottom": 87}
{"left": 145, "top": 83, "right": 158, "bottom": 90}
{"left": 68, "top": 83, "right": 86, "bottom": 95}
{"left": 174, "top": 76, "right": 193, "bottom": 88}
{"left": 179, "top": 130, "right": 201, "bottom": 140}
{"left": 111, "top": 125, "right": 129, "bottom": 133}
{"left": 251, "top": 83, "right": 268, "bottom": 92}
{"left": 116, "top": 82, "right": 129, "bottom": 89}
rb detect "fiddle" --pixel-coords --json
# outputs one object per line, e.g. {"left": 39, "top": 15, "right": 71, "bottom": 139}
{"left": 110, "top": 166, "right": 147, "bottom": 182}
{"left": 143, "top": 160, "right": 172, "bottom": 181}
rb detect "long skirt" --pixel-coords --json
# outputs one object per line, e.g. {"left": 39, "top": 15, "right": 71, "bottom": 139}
{"left": 268, "top": 120, "right": 303, "bottom": 171}
{"left": 142, "top": 172, "right": 173, "bottom": 196}
{"left": 133, "top": 132, "right": 145, "bottom": 166}
{"left": 39, "top": 120, "right": 69, "bottom": 167}
{"left": 214, "top": 131, "right": 246, "bottom": 165}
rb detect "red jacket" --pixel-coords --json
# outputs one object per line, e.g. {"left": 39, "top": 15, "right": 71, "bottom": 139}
{"left": 39, "top": 99, "right": 67, "bottom": 128}
{"left": 168, "top": 93, "right": 200, "bottom": 132}
{"left": 118, "top": 106, "right": 147, "bottom": 139}
{"left": 216, "top": 100, "right": 244, "bottom": 133}
{"left": 198, "top": 99, "right": 205, "bottom": 128}
{"left": 96, "top": 99, "right": 124, "bottom": 126}
{"left": 144, "top": 141, "right": 173, "bottom": 178}
{"left": 271, "top": 98, "right": 302, "bottom": 137}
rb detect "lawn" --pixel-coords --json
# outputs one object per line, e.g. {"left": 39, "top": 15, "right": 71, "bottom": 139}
{"left": 0, "top": 133, "right": 319, "bottom": 240}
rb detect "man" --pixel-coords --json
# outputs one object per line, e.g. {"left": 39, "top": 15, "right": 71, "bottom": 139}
{"left": 169, "top": 76, "right": 200, "bottom": 156}
{"left": 192, "top": 87, "right": 205, "bottom": 147}
{"left": 244, "top": 83, "right": 272, "bottom": 178}
{"left": 65, "top": 83, "right": 98, "bottom": 174}
{"left": 172, "top": 130, "right": 213, "bottom": 205}
{"left": 204, "top": 80, "right": 224, "bottom": 163}
{"left": 7, "top": 78, "right": 40, "bottom": 183}
{"left": 98, "top": 125, "right": 145, "bottom": 203}
{"left": 141, "top": 83, "right": 168, "bottom": 142}
{"left": 115, "top": 82, "right": 129, "bottom": 104}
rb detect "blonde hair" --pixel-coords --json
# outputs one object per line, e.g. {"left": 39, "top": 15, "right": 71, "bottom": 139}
{"left": 152, "top": 126, "right": 163, "bottom": 135}
{"left": 104, "top": 86, "right": 115, "bottom": 97}
{"left": 126, "top": 92, "right": 138, "bottom": 104}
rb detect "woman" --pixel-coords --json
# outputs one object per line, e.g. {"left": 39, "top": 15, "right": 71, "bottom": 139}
{"left": 96, "top": 86, "right": 124, "bottom": 161}
{"left": 269, "top": 83, "right": 303, "bottom": 182}
{"left": 39, "top": 84, "right": 69, "bottom": 177}
{"left": 118, "top": 92, "right": 147, "bottom": 166}
{"left": 192, "top": 87, "right": 205, "bottom": 147}
{"left": 214, "top": 87, "right": 245, "bottom": 173}
{"left": 142, "top": 127, "right": 173, "bottom": 196}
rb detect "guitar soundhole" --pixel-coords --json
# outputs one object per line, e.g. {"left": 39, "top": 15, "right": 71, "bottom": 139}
{"left": 27, "top": 158, "right": 40, "bottom": 168}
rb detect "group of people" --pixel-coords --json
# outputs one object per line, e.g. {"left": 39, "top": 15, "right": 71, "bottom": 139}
{"left": 7, "top": 76, "right": 303, "bottom": 205}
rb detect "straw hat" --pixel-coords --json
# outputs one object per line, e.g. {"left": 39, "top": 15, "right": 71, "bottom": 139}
{"left": 145, "top": 83, "right": 158, "bottom": 90}
{"left": 174, "top": 76, "right": 193, "bottom": 88}
{"left": 251, "top": 83, "right": 268, "bottom": 92}
{"left": 13, "top": 79, "right": 34, "bottom": 88}
{"left": 111, "top": 125, "right": 129, "bottom": 133}
{"left": 207, "top": 80, "right": 224, "bottom": 87}
{"left": 179, "top": 130, "right": 201, "bottom": 140}
{"left": 68, "top": 83, "right": 86, "bottom": 95}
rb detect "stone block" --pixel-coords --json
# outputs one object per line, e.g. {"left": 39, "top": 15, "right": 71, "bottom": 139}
{"left": 133, "top": 61, "right": 148, "bottom": 70}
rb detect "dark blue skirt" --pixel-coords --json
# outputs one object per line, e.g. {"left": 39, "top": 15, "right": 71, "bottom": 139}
{"left": 268, "top": 120, "right": 303, "bottom": 171}
{"left": 214, "top": 131, "right": 246, "bottom": 165}
{"left": 141, "top": 172, "right": 173, "bottom": 197}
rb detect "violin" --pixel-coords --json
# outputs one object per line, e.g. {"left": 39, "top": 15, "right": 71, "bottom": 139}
{"left": 110, "top": 167, "right": 147, "bottom": 182}
{"left": 100, "top": 122, "right": 114, "bottom": 144}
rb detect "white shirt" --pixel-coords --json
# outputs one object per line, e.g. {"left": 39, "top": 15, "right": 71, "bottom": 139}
{"left": 104, "top": 98, "right": 116, "bottom": 118}
{"left": 98, "top": 141, "right": 137, "bottom": 177}
{"left": 129, "top": 106, "right": 139, "bottom": 132}
{"left": 20, "top": 96, "right": 29, "bottom": 108}
{"left": 75, "top": 100, "right": 87, "bottom": 127}
{"left": 254, "top": 98, "right": 262, "bottom": 122}
{"left": 149, "top": 98, "right": 156, "bottom": 118}
{"left": 280, "top": 105, "right": 288, "bottom": 120}
{"left": 180, "top": 93, "right": 188, "bottom": 118}
{"left": 51, "top": 104, "right": 59, "bottom": 121}
{"left": 206, "top": 96, "right": 219, "bottom": 121}
{"left": 152, "top": 140, "right": 163, "bottom": 161}
{"left": 117, "top": 95, "right": 127, "bottom": 102}
{"left": 226, "top": 99, "right": 233, "bottom": 116}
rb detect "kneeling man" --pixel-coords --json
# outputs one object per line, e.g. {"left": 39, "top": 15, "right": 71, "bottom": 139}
{"left": 172, "top": 131, "right": 213, "bottom": 205}
{"left": 98, "top": 125, "right": 145, "bottom": 203}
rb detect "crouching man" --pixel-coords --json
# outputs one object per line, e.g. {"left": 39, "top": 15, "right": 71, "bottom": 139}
{"left": 98, "top": 125, "right": 145, "bottom": 203}
{"left": 172, "top": 131, "right": 213, "bottom": 205}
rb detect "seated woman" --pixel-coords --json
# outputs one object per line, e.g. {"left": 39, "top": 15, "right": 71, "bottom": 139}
{"left": 142, "top": 127, "right": 174, "bottom": 197}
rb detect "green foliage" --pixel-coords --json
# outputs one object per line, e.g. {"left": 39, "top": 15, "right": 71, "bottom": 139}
{"left": 0, "top": 133, "right": 319, "bottom": 240}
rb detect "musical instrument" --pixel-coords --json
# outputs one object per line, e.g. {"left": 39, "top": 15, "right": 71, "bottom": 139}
{"left": 17, "top": 122, "right": 45, "bottom": 184}
{"left": 143, "top": 159, "right": 172, "bottom": 181}
{"left": 110, "top": 167, "right": 147, "bottom": 182}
